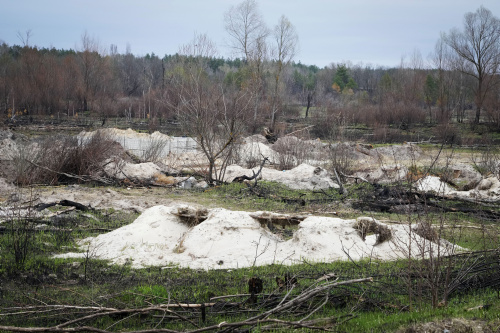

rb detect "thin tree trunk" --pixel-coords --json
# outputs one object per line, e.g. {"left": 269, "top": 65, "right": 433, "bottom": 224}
{"left": 305, "top": 92, "right": 312, "bottom": 119}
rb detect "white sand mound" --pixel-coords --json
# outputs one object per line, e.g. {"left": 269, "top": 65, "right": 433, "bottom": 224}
{"left": 373, "top": 144, "right": 422, "bottom": 161}
{"left": 224, "top": 163, "right": 339, "bottom": 190}
{"left": 79, "top": 128, "right": 171, "bottom": 141}
{"left": 356, "top": 164, "right": 409, "bottom": 184}
{"left": 415, "top": 176, "right": 455, "bottom": 195}
{"left": 78, "top": 205, "right": 189, "bottom": 267}
{"left": 104, "top": 159, "right": 161, "bottom": 181}
{"left": 55, "top": 205, "right": 462, "bottom": 269}
{"left": 236, "top": 141, "right": 280, "bottom": 165}
{"left": 414, "top": 175, "right": 500, "bottom": 201}
{"left": 178, "top": 209, "right": 282, "bottom": 268}
{"left": 448, "top": 163, "right": 482, "bottom": 190}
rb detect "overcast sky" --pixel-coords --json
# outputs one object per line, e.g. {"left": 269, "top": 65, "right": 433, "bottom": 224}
{"left": 1, "top": 0, "right": 499, "bottom": 68}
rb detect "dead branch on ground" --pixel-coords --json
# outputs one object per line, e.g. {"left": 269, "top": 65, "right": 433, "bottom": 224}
{"left": 232, "top": 156, "right": 269, "bottom": 185}
{"left": 0, "top": 276, "right": 373, "bottom": 333}
{"left": 26, "top": 160, "right": 114, "bottom": 185}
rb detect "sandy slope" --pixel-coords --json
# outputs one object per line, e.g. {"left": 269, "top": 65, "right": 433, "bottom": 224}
{"left": 55, "top": 204, "right": 462, "bottom": 269}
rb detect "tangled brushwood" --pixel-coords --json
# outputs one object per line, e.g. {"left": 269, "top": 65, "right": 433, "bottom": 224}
{"left": 0, "top": 274, "right": 372, "bottom": 333}
{"left": 13, "top": 131, "right": 119, "bottom": 186}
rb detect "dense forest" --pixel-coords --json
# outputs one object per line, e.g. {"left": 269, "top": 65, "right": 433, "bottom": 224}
{"left": 1, "top": 4, "right": 499, "bottom": 143}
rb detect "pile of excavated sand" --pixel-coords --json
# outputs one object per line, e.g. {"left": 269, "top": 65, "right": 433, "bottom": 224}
{"left": 235, "top": 141, "right": 280, "bottom": 165}
{"left": 416, "top": 176, "right": 455, "bottom": 195}
{"left": 55, "top": 205, "right": 462, "bottom": 269}
{"left": 78, "top": 128, "right": 191, "bottom": 160}
{"left": 416, "top": 175, "right": 500, "bottom": 201}
{"left": 79, "top": 128, "right": 171, "bottom": 141}
{"left": 104, "top": 159, "right": 162, "bottom": 181}
{"left": 224, "top": 163, "right": 339, "bottom": 190}
{"left": 373, "top": 144, "right": 422, "bottom": 162}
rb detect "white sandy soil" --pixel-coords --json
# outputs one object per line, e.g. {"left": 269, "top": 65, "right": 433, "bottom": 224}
{"left": 55, "top": 204, "right": 462, "bottom": 270}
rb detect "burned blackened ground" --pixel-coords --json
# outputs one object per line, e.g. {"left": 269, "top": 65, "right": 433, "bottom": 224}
{"left": 351, "top": 182, "right": 500, "bottom": 220}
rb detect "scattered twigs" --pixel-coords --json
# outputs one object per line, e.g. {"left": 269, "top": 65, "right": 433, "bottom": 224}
{"left": 338, "top": 170, "right": 371, "bottom": 184}
{"left": 298, "top": 293, "right": 329, "bottom": 323}
{"left": 285, "top": 125, "right": 315, "bottom": 137}
{"left": 316, "top": 273, "right": 338, "bottom": 283}
{"left": 26, "top": 159, "right": 114, "bottom": 185}
{"left": 209, "top": 294, "right": 272, "bottom": 301}
{"left": 0, "top": 277, "right": 373, "bottom": 333}
{"left": 45, "top": 206, "right": 76, "bottom": 217}
{"left": 243, "top": 277, "right": 373, "bottom": 323}
{"left": 445, "top": 249, "right": 500, "bottom": 296}
{"left": 354, "top": 183, "right": 500, "bottom": 220}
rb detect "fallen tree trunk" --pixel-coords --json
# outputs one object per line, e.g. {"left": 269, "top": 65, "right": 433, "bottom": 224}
{"left": 34, "top": 200, "right": 92, "bottom": 212}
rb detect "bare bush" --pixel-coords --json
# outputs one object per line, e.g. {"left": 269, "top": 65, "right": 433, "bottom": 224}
{"left": 141, "top": 137, "right": 169, "bottom": 163}
{"left": 432, "top": 123, "right": 462, "bottom": 146}
{"left": 310, "top": 106, "right": 350, "bottom": 141}
{"left": 15, "top": 131, "right": 118, "bottom": 185}
{"left": 327, "top": 142, "right": 353, "bottom": 176}
{"left": 3, "top": 203, "right": 35, "bottom": 268}
{"left": 10, "top": 142, "right": 39, "bottom": 186}
{"left": 272, "top": 136, "right": 311, "bottom": 170}
{"left": 470, "top": 139, "right": 500, "bottom": 177}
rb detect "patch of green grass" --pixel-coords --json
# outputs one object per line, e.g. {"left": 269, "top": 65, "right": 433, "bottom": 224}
{"left": 1, "top": 255, "right": 498, "bottom": 332}
{"left": 199, "top": 181, "right": 342, "bottom": 213}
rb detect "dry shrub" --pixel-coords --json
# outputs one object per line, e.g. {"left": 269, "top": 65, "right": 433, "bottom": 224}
{"left": 153, "top": 173, "right": 176, "bottom": 186}
{"left": 327, "top": 142, "right": 353, "bottom": 176}
{"left": 310, "top": 106, "right": 349, "bottom": 140}
{"left": 373, "top": 125, "right": 412, "bottom": 143}
{"left": 406, "top": 165, "right": 425, "bottom": 182}
{"left": 174, "top": 206, "right": 209, "bottom": 226}
{"left": 376, "top": 103, "right": 426, "bottom": 129}
{"left": 470, "top": 138, "right": 500, "bottom": 176}
{"left": 142, "top": 137, "right": 169, "bottom": 163}
{"left": 432, "top": 123, "right": 462, "bottom": 145}
{"left": 272, "top": 136, "right": 311, "bottom": 170}
{"left": 354, "top": 217, "right": 392, "bottom": 244}
{"left": 412, "top": 222, "right": 439, "bottom": 242}
{"left": 16, "top": 131, "right": 118, "bottom": 185}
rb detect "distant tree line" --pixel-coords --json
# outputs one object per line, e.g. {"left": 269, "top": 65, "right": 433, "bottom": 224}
{"left": 0, "top": 3, "right": 499, "bottom": 138}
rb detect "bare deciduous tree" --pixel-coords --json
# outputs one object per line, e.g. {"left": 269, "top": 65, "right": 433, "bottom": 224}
{"left": 224, "top": 0, "right": 269, "bottom": 132}
{"left": 270, "top": 15, "right": 298, "bottom": 132}
{"left": 78, "top": 32, "right": 111, "bottom": 112}
{"left": 16, "top": 29, "right": 32, "bottom": 47}
{"left": 224, "top": 0, "right": 268, "bottom": 60}
{"left": 171, "top": 33, "right": 252, "bottom": 184}
{"left": 444, "top": 6, "right": 500, "bottom": 124}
